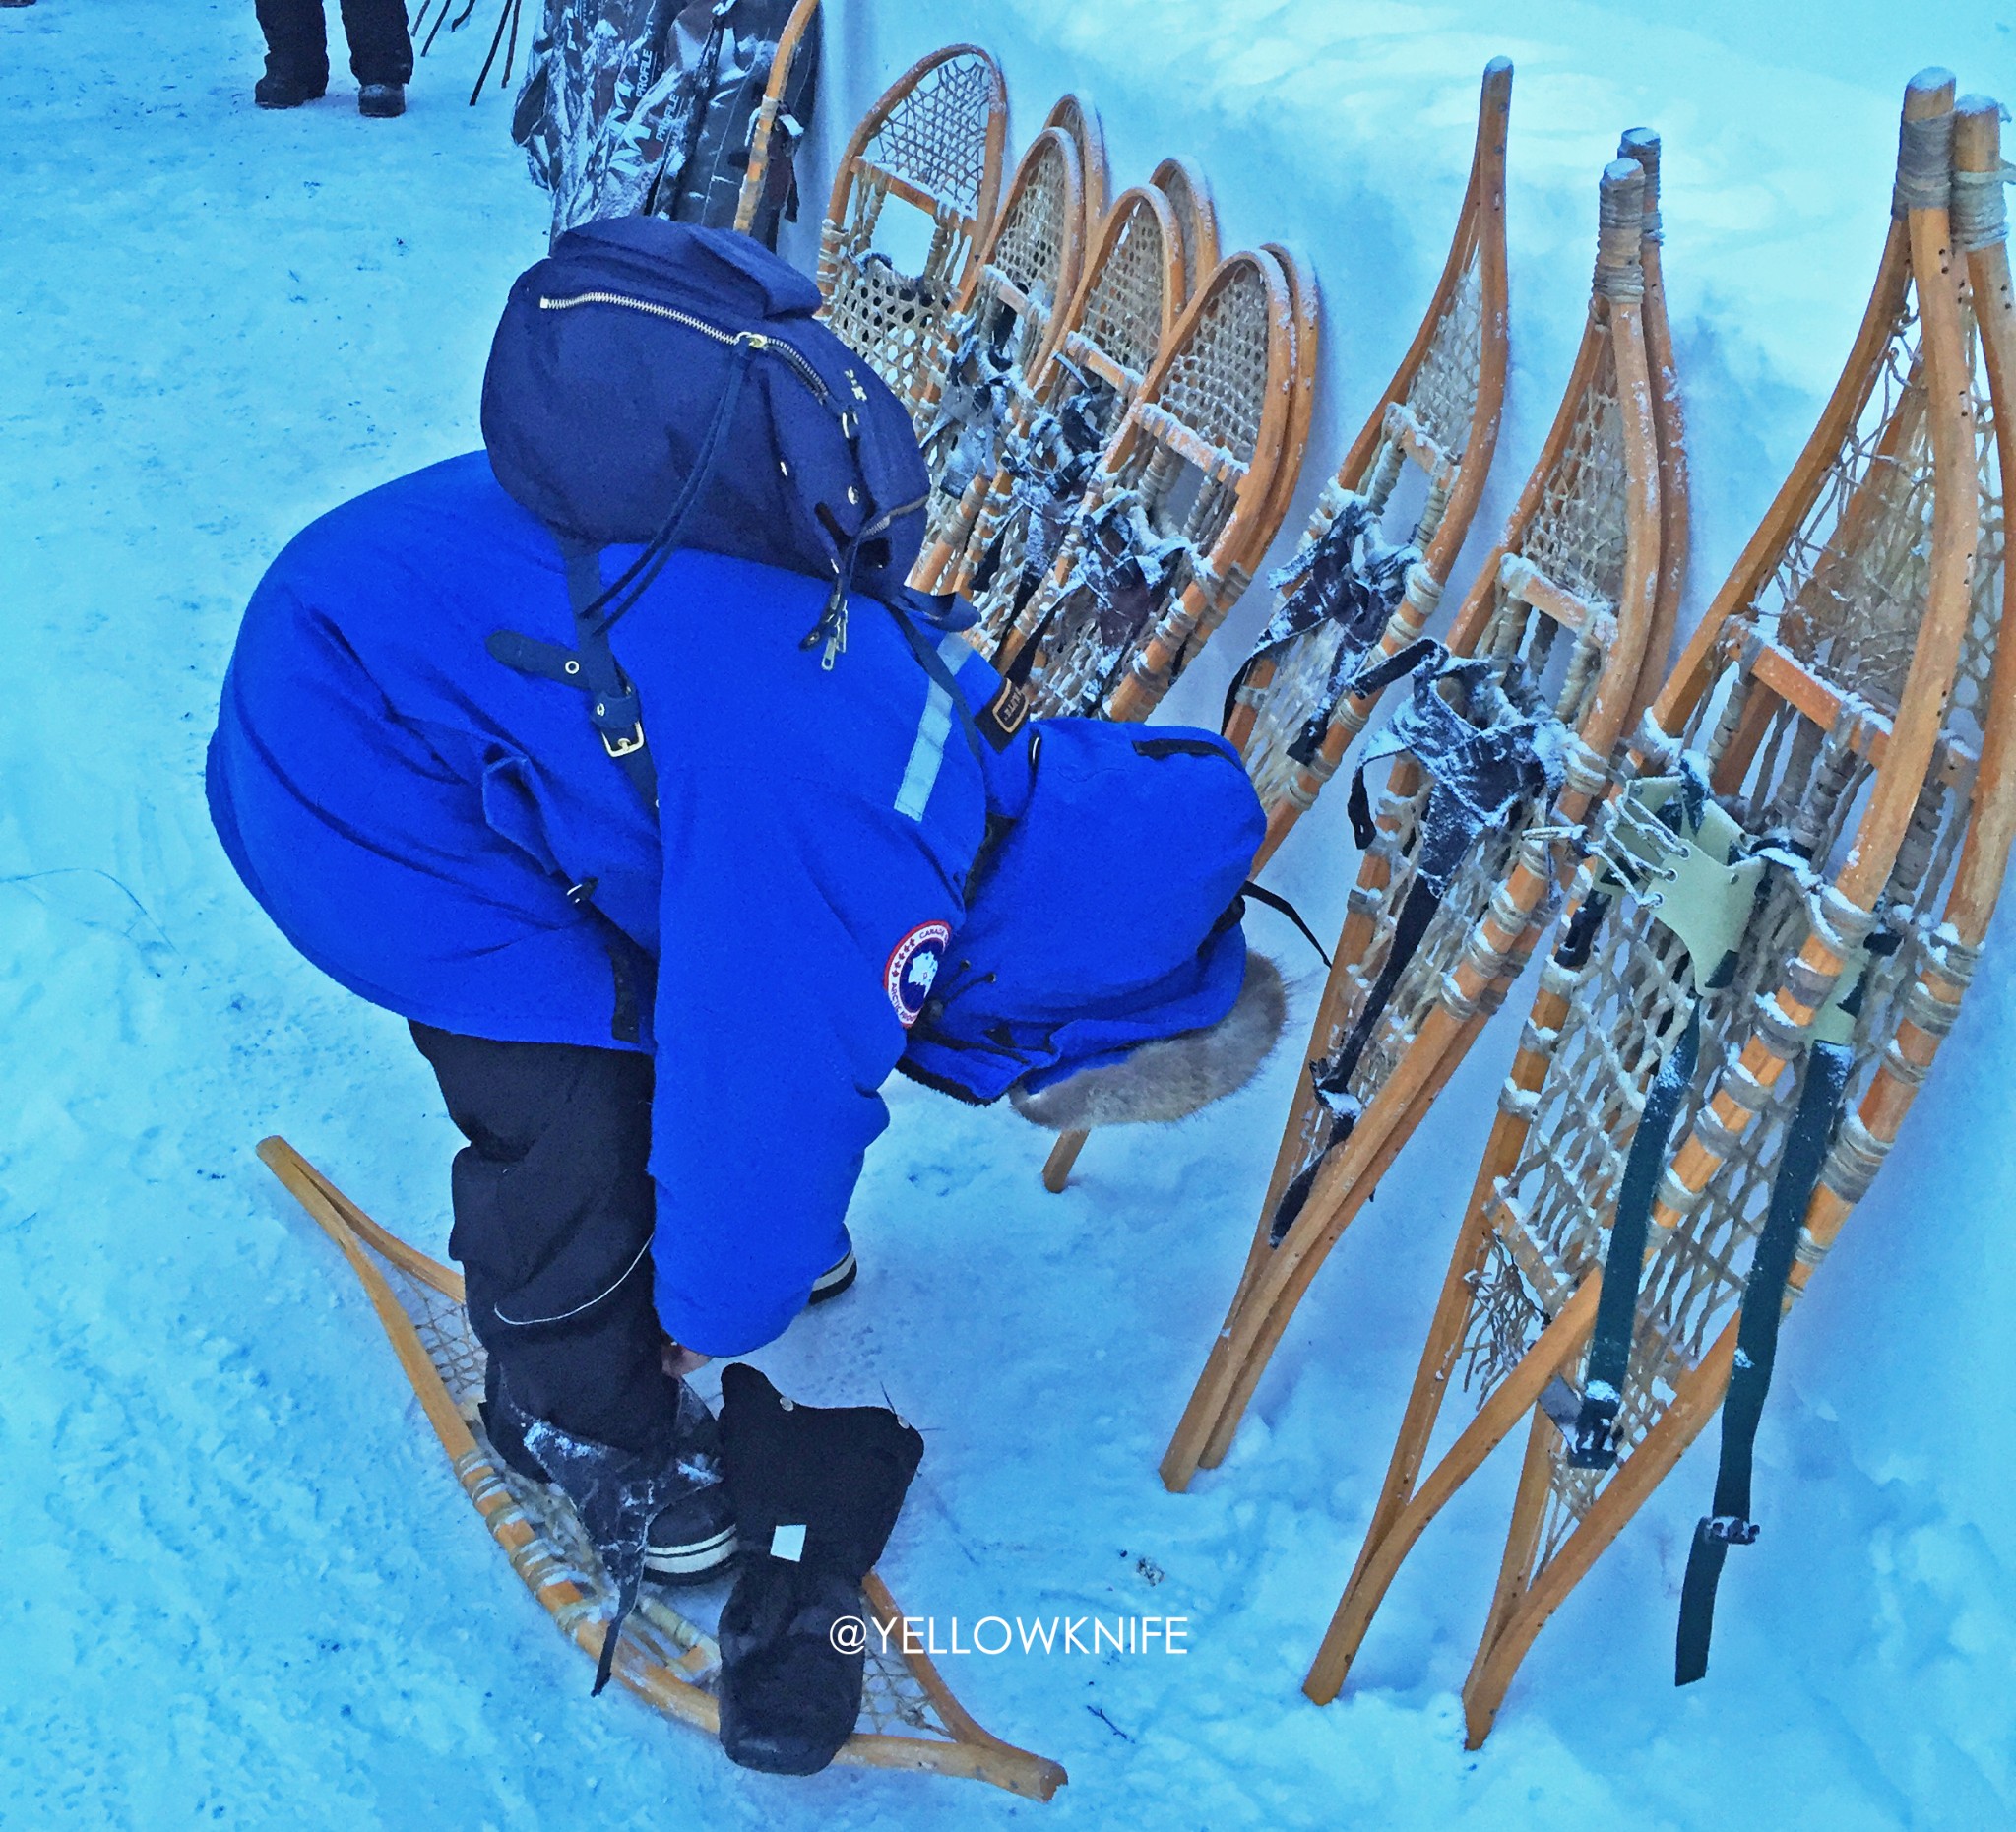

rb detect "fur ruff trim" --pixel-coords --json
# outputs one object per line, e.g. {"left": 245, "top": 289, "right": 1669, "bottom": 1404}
{"left": 1008, "top": 954, "right": 1287, "bottom": 1131}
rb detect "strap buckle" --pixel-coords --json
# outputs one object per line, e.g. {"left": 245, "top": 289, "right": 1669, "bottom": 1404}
{"left": 601, "top": 724, "right": 647, "bottom": 761}
{"left": 1701, "top": 1512, "right": 1761, "bottom": 1547}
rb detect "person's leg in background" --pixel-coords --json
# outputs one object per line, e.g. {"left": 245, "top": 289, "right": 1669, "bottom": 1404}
{"left": 339, "top": 0, "right": 412, "bottom": 116}
{"left": 253, "top": 0, "right": 331, "bottom": 108}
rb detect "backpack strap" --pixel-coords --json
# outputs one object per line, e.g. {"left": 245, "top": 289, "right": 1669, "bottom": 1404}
{"left": 486, "top": 338, "right": 761, "bottom": 809}
{"left": 487, "top": 548, "right": 660, "bottom": 809}
{"left": 1237, "top": 881, "right": 1333, "bottom": 969}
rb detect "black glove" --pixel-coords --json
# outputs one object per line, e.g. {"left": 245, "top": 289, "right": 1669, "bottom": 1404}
{"left": 714, "top": 1363, "right": 924, "bottom": 1774}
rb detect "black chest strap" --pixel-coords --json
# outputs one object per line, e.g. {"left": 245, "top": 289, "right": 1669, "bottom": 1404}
{"left": 488, "top": 548, "right": 660, "bottom": 809}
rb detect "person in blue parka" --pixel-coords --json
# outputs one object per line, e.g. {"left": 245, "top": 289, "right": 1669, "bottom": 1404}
{"left": 208, "top": 221, "right": 1285, "bottom": 1594}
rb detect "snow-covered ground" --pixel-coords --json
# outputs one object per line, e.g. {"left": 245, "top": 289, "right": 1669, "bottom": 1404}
{"left": 4, "top": 1, "right": 2012, "bottom": 1826}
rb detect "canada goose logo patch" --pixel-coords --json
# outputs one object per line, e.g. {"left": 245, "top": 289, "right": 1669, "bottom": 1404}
{"left": 885, "top": 921, "right": 951, "bottom": 1028}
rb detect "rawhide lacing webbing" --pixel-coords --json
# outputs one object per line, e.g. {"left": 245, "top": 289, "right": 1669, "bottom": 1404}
{"left": 1410, "top": 251, "right": 1486, "bottom": 459}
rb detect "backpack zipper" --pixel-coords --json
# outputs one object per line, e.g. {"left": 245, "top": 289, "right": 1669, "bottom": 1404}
{"left": 538, "top": 289, "right": 832, "bottom": 403}
{"left": 541, "top": 286, "right": 931, "bottom": 671}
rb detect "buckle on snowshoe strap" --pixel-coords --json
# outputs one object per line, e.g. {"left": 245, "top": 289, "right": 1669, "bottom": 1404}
{"left": 1700, "top": 1512, "right": 1761, "bottom": 1547}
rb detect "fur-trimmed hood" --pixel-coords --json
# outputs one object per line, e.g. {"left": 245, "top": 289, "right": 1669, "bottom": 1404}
{"left": 897, "top": 720, "right": 1270, "bottom": 1108}
{"left": 1008, "top": 952, "right": 1287, "bottom": 1130}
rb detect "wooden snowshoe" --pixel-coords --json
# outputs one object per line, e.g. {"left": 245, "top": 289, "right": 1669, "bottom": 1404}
{"left": 816, "top": 46, "right": 1010, "bottom": 411}
{"left": 1147, "top": 158, "right": 1220, "bottom": 303}
{"left": 992, "top": 241, "right": 1311, "bottom": 722}
{"left": 1225, "top": 59, "right": 1517, "bottom": 867}
{"left": 1159, "top": 143, "right": 1672, "bottom": 1492}
{"left": 929, "top": 176, "right": 1198, "bottom": 634}
{"left": 258, "top": 1137, "right": 1066, "bottom": 1800}
{"left": 907, "top": 115, "right": 1095, "bottom": 553}
{"left": 1304, "top": 72, "right": 2012, "bottom": 1743}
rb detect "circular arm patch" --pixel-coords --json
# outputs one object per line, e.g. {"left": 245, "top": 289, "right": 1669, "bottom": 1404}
{"left": 885, "top": 921, "right": 952, "bottom": 1028}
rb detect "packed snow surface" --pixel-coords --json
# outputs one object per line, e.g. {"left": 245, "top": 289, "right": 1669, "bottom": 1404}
{"left": 4, "top": 1, "right": 2013, "bottom": 1827}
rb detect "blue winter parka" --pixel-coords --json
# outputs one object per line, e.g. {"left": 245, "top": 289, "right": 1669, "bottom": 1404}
{"left": 209, "top": 453, "right": 1262, "bottom": 1355}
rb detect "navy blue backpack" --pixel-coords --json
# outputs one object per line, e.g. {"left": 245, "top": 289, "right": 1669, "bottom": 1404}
{"left": 480, "top": 216, "right": 975, "bottom": 803}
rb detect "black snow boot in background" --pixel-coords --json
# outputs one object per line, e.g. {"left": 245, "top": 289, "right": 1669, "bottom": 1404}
{"left": 714, "top": 1364, "right": 925, "bottom": 1775}
{"left": 255, "top": 68, "right": 328, "bottom": 108}
{"left": 254, "top": 0, "right": 411, "bottom": 105}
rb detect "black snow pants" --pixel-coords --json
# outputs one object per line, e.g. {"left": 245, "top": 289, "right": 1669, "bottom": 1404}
{"left": 410, "top": 1022, "right": 684, "bottom": 1473}
{"left": 255, "top": 0, "right": 413, "bottom": 87}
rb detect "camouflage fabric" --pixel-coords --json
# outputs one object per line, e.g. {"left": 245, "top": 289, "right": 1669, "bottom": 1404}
{"left": 513, "top": 0, "right": 819, "bottom": 249}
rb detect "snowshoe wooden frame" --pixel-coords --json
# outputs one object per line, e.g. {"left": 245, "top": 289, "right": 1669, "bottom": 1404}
{"left": 909, "top": 119, "right": 1094, "bottom": 557}
{"left": 730, "top": 0, "right": 824, "bottom": 238}
{"left": 991, "top": 246, "right": 1308, "bottom": 721}
{"left": 1149, "top": 158, "right": 1221, "bottom": 305}
{"left": 1300, "top": 74, "right": 2005, "bottom": 1747}
{"left": 1162, "top": 150, "right": 1670, "bottom": 1497}
{"left": 1225, "top": 60, "right": 1515, "bottom": 866}
{"left": 1043, "top": 94, "right": 1110, "bottom": 238}
{"left": 1257, "top": 241, "right": 1325, "bottom": 587}
{"left": 817, "top": 45, "right": 1010, "bottom": 410}
{"left": 923, "top": 181, "right": 1190, "bottom": 625}
{"left": 923, "top": 156, "right": 1224, "bottom": 633}
{"left": 257, "top": 1138, "right": 1068, "bottom": 1800}
{"left": 1620, "top": 126, "right": 1694, "bottom": 723}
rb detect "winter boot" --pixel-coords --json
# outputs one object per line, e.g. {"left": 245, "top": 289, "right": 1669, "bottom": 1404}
{"left": 487, "top": 1369, "right": 736, "bottom": 1692}
{"left": 713, "top": 1364, "right": 924, "bottom": 1774}
{"left": 254, "top": 68, "right": 328, "bottom": 109}
{"left": 358, "top": 83, "right": 405, "bottom": 119}
{"left": 807, "top": 1236, "right": 856, "bottom": 1305}
{"left": 639, "top": 1379, "right": 737, "bottom": 1586}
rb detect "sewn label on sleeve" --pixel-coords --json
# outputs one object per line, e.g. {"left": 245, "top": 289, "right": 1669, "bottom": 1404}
{"left": 885, "top": 920, "right": 952, "bottom": 1028}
